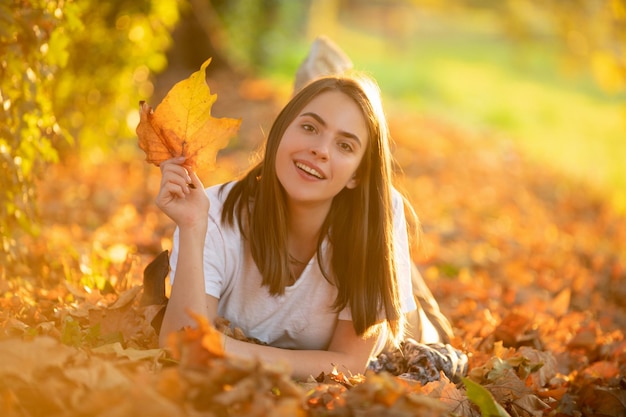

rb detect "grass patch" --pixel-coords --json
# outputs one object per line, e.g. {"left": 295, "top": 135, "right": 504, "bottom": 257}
{"left": 353, "top": 28, "right": 626, "bottom": 212}
{"left": 263, "top": 22, "right": 626, "bottom": 213}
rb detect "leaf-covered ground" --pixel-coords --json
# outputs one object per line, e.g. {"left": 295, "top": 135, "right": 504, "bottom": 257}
{"left": 1, "top": 72, "right": 625, "bottom": 416}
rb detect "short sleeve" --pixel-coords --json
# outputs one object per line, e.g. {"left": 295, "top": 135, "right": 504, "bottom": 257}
{"left": 391, "top": 188, "right": 417, "bottom": 314}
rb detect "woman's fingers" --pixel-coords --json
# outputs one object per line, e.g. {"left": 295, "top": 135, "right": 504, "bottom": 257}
{"left": 156, "top": 156, "right": 207, "bottom": 203}
{"left": 161, "top": 174, "right": 191, "bottom": 197}
{"left": 160, "top": 157, "right": 205, "bottom": 192}
{"left": 155, "top": 157, "right": 210, "bottom": 228}
{"left": 160, "top": 157, "right": 193, "bottom": 188}
{"left": 160, "top": 157, "right": 189, "bottom": 177}
{"left": 160, "top": 179, "right": 189, "bottom": 199}
{"left": 188, "top": 170, "right": 204, "bottom": 190}
{"left": 159, "top": 155, "right": 186, "bottom": 170}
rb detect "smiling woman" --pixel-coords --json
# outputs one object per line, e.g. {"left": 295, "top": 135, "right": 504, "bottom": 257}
{"left": 154, "top": 73, "right": 444, "bottom": 380}
{"left": 275, "top": 90, "right": 366, "bottom": 209}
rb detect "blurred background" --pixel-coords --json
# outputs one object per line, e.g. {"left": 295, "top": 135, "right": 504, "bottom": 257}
{"left": 2, "top": 0, "right": 625, "bottom": 260}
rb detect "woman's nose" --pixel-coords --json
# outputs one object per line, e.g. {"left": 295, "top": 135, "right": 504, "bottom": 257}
{"left": 310, "top": 139, "right": 329, "bottom": 160}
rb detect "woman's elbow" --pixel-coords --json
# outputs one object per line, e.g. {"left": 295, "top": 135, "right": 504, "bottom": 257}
{"left": 330, "top": 352, "right": 370, "bottom": 377}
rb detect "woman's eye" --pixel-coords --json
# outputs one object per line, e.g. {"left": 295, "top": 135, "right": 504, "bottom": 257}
{"left": 302, "top": 124, "right": 316, "bottom": 133}
{"left": 339, "top": 142, "right": 353, "bottom": 152}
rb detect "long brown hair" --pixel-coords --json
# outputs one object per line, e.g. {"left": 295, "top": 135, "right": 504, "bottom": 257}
{"left": 221, "top": 74, "right": 408, "bottom": 343}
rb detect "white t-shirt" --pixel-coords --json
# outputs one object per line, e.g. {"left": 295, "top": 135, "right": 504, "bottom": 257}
{"left": 169, "top": 182, "right": 416, "bottom": 350}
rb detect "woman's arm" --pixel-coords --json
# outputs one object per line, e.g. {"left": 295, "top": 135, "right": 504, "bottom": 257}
{"left": 158, "top": 224, "right": 208, "bottom": 346}
{"left": 203, "top": 295, "right": 378, "bottom": 381}
{"left": 156, "top": 157, "right": 211, "bottom": 346}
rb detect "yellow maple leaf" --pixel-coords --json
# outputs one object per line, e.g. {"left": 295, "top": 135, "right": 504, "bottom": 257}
{"left": 136, "top": 57, "right": 241, "bottom": 181}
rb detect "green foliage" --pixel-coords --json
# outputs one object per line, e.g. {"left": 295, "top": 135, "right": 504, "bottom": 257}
{"left": 52, "top": 0, "right": 179, "bottom": 152}
{"left": 497, "top": 0, "right": 626, "bottom": 94}
{"left": 1, "top": 0, "right": 71, "bottom": 261}
{"left": 1, "top": 0, "right": 179, "bottom": 265}
{"left": 211, "top": 0, "right": 308, "bottom": 72}
{"left": 410, "top": 0, "right": 626, "bottom": 94}
{"left": 463, "top": 377, "right": 511, "bottom": 417}
{"left": 61, "top": 317, "right": 108, "bottom": 347}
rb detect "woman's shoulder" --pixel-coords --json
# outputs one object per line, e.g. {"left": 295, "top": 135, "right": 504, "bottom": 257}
{"left": 206, "top": 181, "right": 237, "bottom": 203}
{"left": 390, "top": 186, "right": 420, "bottom": 222}
{"left": 391, "top": 186, "right": 404, "bottom": 211}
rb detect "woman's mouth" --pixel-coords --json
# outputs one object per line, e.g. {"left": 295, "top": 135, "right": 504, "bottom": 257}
{"left": 295, "top": 161, "right": 325, "bottom": 179}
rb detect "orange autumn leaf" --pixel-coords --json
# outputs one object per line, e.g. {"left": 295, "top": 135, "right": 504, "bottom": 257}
{"left": 166, "top": 309, "right": 225, "bottom": 367}
{"left": 136, "top": 57, "right": 241, "bottom": 180}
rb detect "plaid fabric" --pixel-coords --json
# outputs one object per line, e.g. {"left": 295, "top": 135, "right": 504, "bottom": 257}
{"left": 368, "top": 339, "right": 468, "bottom": 384}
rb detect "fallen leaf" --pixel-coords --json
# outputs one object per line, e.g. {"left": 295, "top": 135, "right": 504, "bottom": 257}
{"left": 108, "top": 285, "right": 141, "bottom": 309}
{"left": 581, "top": 360, "right": 621, "bottom": 380}
{"left": 578, "top": 385, "right": 626, "bottom": 416}
{"left": 463, "top": 377, "right": 511, "bottom": 417}
{"left": 548, "top": 288, "right": 571, "bottom": 317}
{"left": 166, "top": 309, "right": 225, "bottom": 367}
{"left": 0, "top": 337, "right": 75, "bottom": 384}
{"left": 423, "top": 373, "right": 475, "bottom": 416}
{"left": 516, "top": 346, "right": 557, "bottom": 389}
{"left": 136, "top": 57, "right": 241, "bottom": 180}
{"left": 91, "top": 342, "right": 165, "bottom": 362}
{"left": 494, "top": 312, "right": 539, "bottom": 348}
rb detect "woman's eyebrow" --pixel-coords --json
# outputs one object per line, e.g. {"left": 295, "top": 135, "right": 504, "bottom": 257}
{"left": 300, "top": 112, "right": 362, "bottom": 146}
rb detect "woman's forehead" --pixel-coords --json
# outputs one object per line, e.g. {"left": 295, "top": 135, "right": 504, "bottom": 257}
{"left": 299, "top": 90, "right": 368, "bottom": 141}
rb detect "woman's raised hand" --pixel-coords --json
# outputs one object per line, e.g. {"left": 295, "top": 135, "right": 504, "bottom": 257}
{"left": 156, "top": 156, "right": 209, "bottom": 229}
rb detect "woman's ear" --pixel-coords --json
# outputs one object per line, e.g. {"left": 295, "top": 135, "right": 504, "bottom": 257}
{"left": 346, "top": 173, "right": 360, "bottom": 189}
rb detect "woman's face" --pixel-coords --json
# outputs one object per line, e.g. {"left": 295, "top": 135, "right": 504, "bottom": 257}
{"left": 275, "top": 90, "right": 369, "bottom": 209}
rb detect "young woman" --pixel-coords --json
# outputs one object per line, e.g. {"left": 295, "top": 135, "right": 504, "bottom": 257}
{"left": 155, "top": 74, "right": 419, "bottom": 380}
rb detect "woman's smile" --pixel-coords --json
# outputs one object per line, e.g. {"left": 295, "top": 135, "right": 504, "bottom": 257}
{"left": 294, "top": 160, "right": 326, "bottom": 180}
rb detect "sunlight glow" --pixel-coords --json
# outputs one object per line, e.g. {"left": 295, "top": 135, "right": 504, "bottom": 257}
{"left": 126, "top": 110, "right": 140, "bottom": 132}
{"left": 128, "top": 25, "right": 145, "bottom": 42}
{"left": 107, "top": 243, "right": 130, "bottom": 264}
